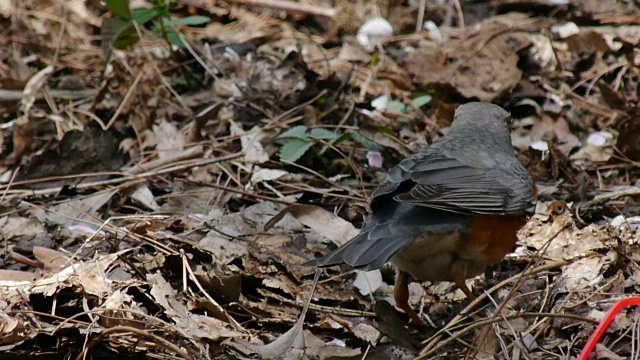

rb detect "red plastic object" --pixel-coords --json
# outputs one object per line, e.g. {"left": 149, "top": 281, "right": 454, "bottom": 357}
{"left": 578, "top": 297, "right": 640, "bottom": 360}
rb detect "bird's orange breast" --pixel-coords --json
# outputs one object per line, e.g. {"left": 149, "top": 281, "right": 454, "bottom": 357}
{"left": 464, "top": 215, "right": 528, "bottom": 265}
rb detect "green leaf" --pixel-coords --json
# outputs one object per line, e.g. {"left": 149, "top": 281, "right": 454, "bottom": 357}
{"left": 105, "top": 0, "right": 132, "bottom": 19}
{"left": 167, "top": 15, "right": 210, "bottom": 27}
{"left": 277, "top": 125, "right": 308, "bottom": 140}
{"left": 385, "top": 95, "right": 432, "bottom": 114}
{"left": 279, "top": 139, "right": 314, "bottom": 162}
{"left": 101, "top": 18, "right": 139, "bottom": 58}
{"left": 411, "top": 94, "right": 432, "bottom": 108}
{"left": 376, "top": 126, "right": 397, "bottom": 137}
{"left": 317, "top": 131, "right": 382, "bottom": 155}
{"left": 387, "top": 100, "right": 408, "bottom": 114}
{"left": 132, "top": 8, "right": 159, "bottom": 24}
{"left": 329, "top": 132, "right": 352, "bottom": 146}
{"left": 164, "top": 28, "right": 185, "bottom": 47}
{"left": 319, "top": 132, "right": 351, "bottom": 155}
{"left": 309, "top": 128, "right": 338, "bottom": 141}
{"left": 371, "top": 52, "right": 380, "bottom": 66}
{"left": 349, "top": 131, "right": 383, "bottom": 150}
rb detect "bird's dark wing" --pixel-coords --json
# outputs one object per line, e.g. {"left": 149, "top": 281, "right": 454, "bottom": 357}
{"left": 307, "top": 202, "right": 468, "bottom": 270}
{"left": 392, "top": 152, "right": 533, "bottom": 216}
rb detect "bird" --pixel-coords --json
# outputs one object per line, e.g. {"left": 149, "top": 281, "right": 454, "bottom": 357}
{"left": 306, "top": 102, "right": 537, "bottom": 325}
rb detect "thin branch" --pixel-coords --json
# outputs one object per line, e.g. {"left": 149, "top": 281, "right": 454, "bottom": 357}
{"left": 230, "top": 0, "right": 335, "bottom": 18}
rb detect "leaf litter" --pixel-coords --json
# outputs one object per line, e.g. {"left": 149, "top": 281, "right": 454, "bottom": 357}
{"left": 0, "top": 0, "right": 639, "bottom": 359}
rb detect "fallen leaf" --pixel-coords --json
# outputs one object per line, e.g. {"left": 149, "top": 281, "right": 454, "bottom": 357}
{"left": 198, "top": 235, "right": 248, "bottom": 265}
{"left": 43, "top": 190, "right": 116, "bottom": 228}
{"left": 519, "top": 212, "right": 608, "bottom": 261}
{"left": 405, "top": 16, "right": 532, "bottom": 102}
{"left": 153, "top": 118, "right": 185, "bottom": 160}
{"left": 351, "top": 322, "right": 380, "bottom": 344}
{"left": 123, "top": 183, "right": 159, "bottom": 211}
{"left": 353, "top": 270, "right": 383, "bottom": 296}
{"left": 230, "top": 121, "right": 269, "bottom": 164}
{"left": 148, "top": 272, "right": 243, "bottom": 340}
{"left": 0, "top": 270, "right": 40, "bottom": 282}
{"left": 33, "top": 246, "right": 70, "bottom": 273}
{"left": 264, "top": 204, "right": 359, "bottom": 246}
{"left": 0, "top": 216, "right": 46, "bottom": 240}
{"left": 556, "top": 254, "right": 612, "bottom": 292}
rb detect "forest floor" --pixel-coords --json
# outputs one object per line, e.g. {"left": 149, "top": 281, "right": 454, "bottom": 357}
{"left": 0, "top": 0, "right": 639, "bottom": 359}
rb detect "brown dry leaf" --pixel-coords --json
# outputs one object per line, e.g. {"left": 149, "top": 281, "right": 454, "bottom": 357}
{"left": 351, "top": 322, "right": 380, "bottom": 345}
{"left": 0, "top": 252, "right": 123, "bottom": 300}
{"left": 262, "top": 274, "right": 299, "bottom": 297}
{"left": 352, "top": 270, "right": 383, "bottom": 296}
{"left": 373, "top": 301, "right": 419, "bottom": 351}
{"left": 576, "top": 0, "right": 640, "bottom": 23}
{"left": 428, "top": 279, "right": 473, "bottom": 302}
{"left": 41, "top": 189, "right": 116, "bottom": 228}
{"left": 570, "top": 143, "right": 614, "bottom": 166}
{"left": 233, "top": 327, "right": 362, "bottom": 359}
{"left": 123, "top": 184, "right": 159, "bottom": 211}
{"left": 8, "top": 65, "right": 53, "bottom": 163}
{"left": 99, "top": 290, "right": 146, "bottom": 329}
{"left": 20, "top": 65, "right": 53, "bottom": 114}
{"left": 617, "top": 115, "right": 640, "bottom": 161}
{"left": 249, "top": 168, "right": 288, "bottom": 185}
{"left": 153, "top": 118, "right": 185, "bottom": 160}
{"left": 555, "top": 253, "right": 613, "bottom": 293}
{"left": 230, "top": 121, "right": 270, "bottom": 164}
{"left": 250, "top": 233, "right": 315, "bottom": 280}
{"left": 0, "top": 270, "right": 40, "bottom": 282}
{"left": 300, "top": 330, "right": 362, "bottom": 359}
{"left": 529, "top": 114, "right": 581, "bottom": 155}
{"left": 519, "top": 212, "right": 610, "bottom": 261}
{"left": 231, "top": 270, "right": 323, "bottom": 358}
{"left": 147, "top": 273, "right": 243, "bottom": 341}
{"left": 74, "top": 252, "right": 123, "bottom": 297}
{"left": 199, "top": 203, "right": 302, "bottom": 268}
{"left": 405, "top": 15, "right": 534, "bottom": 101}
{"left": 33, "top": 246, "right": 69, "bottom": 274}
{"left": 265, "top": 204, "right": 359, "bottom": 246}
{"left": 230, "top": 319, "right": 306, "bottom": 359}
{"left": 253, "top": 289, "right": 302, "bottom": 324}
{"left": 8, "top": 121, "right": 32, "bottom": 164}
{"left": 593, "top": 343, "right": 626, "bottom": 360}
{"left": 216, "top": 202, "right": 287, "bottom": 236}
{"left": 159, "top": 185, "right": 226, "bottom": 219}
{"left": 474, "top": 327, "right": 499, "bottom": 360}
{"left": 624, "top": 264, "right": 640, "bottom": 292}
{"left": 0, "top": 216, "right": 46, "bottom": 240}
{"left": 0, "top": 311, "right": 32, "bottom": 346}
{"left": 195, "top": 270, "right": 242, "bottom": 305}
{"left": 199, "top": 234, "right": 248, "bottom": 265}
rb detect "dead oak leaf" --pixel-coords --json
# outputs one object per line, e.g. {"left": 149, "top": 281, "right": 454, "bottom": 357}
{"left": 147, "top": 272, "right": 242, "bottom": 341}
{"left": 405, "top": 30, "right": 531, "bottom": 102}
{"left": 199, "top": 235, "right": 248, "bottom": 265}
{"left": 555, "top": 253, "right": 614, "bottom": 293}
{"left": 265, "top": 204, "right": 360, "bottom": 247}
{"left": 250, "top": 233, "right": 314, "bottom": 280}
{"left": 0, "top": 216, "right": 46, "bottom": 240}
{"left": 519, "top": 213, "right": 610, "bottom": 261}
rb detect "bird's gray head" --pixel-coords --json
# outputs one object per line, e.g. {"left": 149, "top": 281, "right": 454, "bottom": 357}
{"left": 447, "top": 102, "right": 513, "bottom": 150}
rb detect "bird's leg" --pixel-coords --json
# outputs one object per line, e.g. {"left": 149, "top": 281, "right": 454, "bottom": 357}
{"left": 450, "top": 260, "right": 475, "bottom": 300}
{"left": 394, "top": 270, "right": 424, "bottom": 326}
{"left": 484, "top": 264, "right": 495, "bottom": 281}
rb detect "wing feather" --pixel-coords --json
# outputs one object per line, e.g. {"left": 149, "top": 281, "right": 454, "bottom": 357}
{"left": 392, "top": 153, "right": 531, "bottom": 216}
